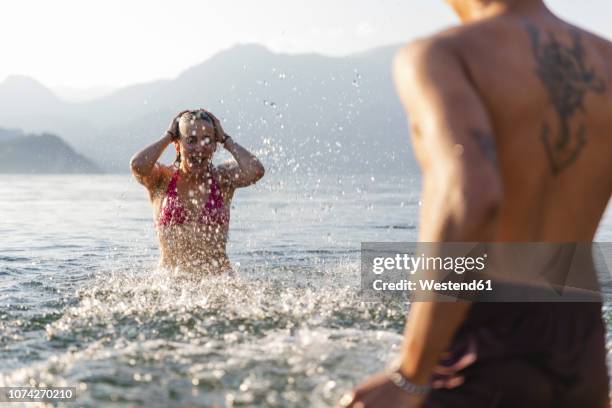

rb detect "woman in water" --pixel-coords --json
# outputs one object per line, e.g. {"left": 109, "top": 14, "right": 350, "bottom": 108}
{"left": 130, "top": 109, "right": 265, "bottom": 274}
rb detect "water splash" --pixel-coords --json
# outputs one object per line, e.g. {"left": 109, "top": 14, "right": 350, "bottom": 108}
{"left": 2, "top": 260, "right": 408, "bottom": 407}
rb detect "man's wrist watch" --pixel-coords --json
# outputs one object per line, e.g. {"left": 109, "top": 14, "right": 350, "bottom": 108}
{"left": 388, "top": 361, "right": 432, "bottom": 395}
{"left": 222, "top": 134, "right": 232, "bottom": 145}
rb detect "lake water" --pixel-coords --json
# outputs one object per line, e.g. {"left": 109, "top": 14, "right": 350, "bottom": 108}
{"left": 1, "top": 174, "right": 611, "bottom": 407}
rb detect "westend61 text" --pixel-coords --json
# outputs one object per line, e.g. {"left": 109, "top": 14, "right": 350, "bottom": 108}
{"left": 372, "top": 279, "right": 493, "bottom": 291}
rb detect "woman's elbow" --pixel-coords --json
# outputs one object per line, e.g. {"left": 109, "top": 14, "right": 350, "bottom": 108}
{"left": 129, "top": 154, "right": 148, "bottom": 176}
{"left": 129, "top": 155, "right": 140, "bottom": 173}
{"left": 252, "top": 160, "right": 265, "bottom": 181}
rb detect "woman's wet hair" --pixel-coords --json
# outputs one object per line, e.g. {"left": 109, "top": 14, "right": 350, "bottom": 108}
{"left": 174, "top": 110, "right": 214, "bottom": 166}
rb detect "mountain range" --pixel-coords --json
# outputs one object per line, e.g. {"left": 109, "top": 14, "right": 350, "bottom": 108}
{"left": 0, "top": 43, "right": 418, "bottom": 175}
{"left": 0, "top": 128, "right": 100, "bottom": 173}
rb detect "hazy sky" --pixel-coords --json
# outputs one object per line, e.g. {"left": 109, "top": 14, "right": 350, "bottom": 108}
{"left": 1, "top": 0, "right": 610, "bottom": 91}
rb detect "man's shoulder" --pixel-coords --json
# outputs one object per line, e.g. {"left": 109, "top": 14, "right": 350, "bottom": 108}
{"left": 397, "top": 19, "right": 612, "bottom": 73}
{"left": 395, "top": 31, "right": 453, "bottom": 69}
{"left": 393, "top": 27, "right": 465, "bottom": 88}
{"left": 571, "top": 23, "right": 612, "bottom": 49}
{"left": 580, "top": 27, "right": 612, "bottom": 68}
{"left": 554, "top": 22, "right": 612, "bottom": 82}
{"left": 394, "top": 21, "right": 488, "bottom": 68}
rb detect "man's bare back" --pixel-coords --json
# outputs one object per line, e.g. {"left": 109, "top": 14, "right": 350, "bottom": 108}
{"left": 403, "top": 11, "right": 612, "bottom": 241}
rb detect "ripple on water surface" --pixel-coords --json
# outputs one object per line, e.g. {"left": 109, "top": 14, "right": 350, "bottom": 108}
{"left": 0, "top": 261, "right": 409, "bottom": 407}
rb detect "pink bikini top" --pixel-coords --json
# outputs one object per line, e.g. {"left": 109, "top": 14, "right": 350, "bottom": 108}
{"left": 158, "top": 168, "right": 229, "bottom": 227}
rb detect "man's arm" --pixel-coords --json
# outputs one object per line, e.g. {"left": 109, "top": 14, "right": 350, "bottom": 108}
{"left": 394, "top": 37, "right": 502, "bottom": 386}
{"left": 343, "top": 37, "right": 502, "bottom": 408}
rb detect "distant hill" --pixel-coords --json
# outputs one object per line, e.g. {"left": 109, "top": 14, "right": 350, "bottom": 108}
{"left": 0, "top": 128, "right": 101, "bottom": 173}
{"left": 51, "top": 85, "right": 117, "bottom": 103}
{"left": 0, "top": 44, "right": 418, "bottom": 175}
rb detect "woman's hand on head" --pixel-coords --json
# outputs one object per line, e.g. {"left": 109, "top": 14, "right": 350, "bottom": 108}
{"left": 166, "top": 110, "right": 189, "bottom": 142}
{"left": 199, "top": 109, "right": 227, "bottom": 144}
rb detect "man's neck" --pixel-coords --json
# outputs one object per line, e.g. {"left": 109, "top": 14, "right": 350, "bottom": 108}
{"left": 458, "top": 0, "right": 548, "bottom": 23}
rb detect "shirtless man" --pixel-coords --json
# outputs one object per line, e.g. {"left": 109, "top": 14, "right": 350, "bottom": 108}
{"left": 342, "top": 0, "right": 612, "bottom": 406}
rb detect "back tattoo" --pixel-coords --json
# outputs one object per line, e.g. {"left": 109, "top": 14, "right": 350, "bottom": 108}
{"left": 526, "top": 23, "right": 606, "bottom": 175}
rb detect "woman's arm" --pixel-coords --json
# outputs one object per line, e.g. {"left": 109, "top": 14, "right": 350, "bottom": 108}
{"left": 219, "top": 135, "right": 265, "bottom": 188}
{"left": 205, "top": 111, "right": 265, "bottom": 188}
{"left": 342, "top": 38, "right": 502, "bottom": 408}
{"left": 129, "top": 132, "right": 173, "bottom": 189}
{"left": 129, "top": 111, "right": 185, "bottom": 189}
